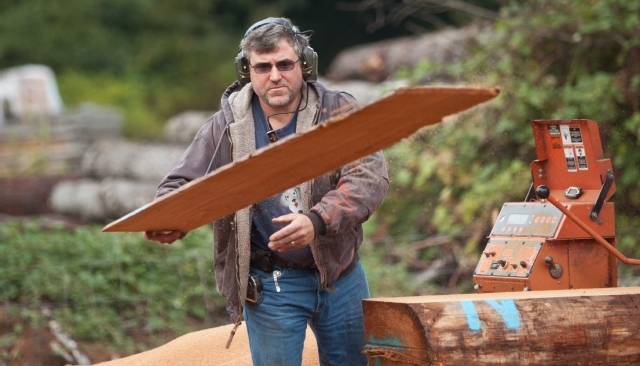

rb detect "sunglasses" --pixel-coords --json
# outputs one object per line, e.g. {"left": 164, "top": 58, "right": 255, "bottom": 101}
{"left": 250, "top": 59, "right": 299, "bottom": 74}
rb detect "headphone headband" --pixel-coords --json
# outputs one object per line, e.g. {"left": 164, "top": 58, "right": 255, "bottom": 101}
{"left": 244, "top": 18, "right": 296, "bottom": 38}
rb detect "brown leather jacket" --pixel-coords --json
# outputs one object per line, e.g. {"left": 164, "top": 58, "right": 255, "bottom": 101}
{"left": 156, "top": 81, "right": 389, "bottom": 324}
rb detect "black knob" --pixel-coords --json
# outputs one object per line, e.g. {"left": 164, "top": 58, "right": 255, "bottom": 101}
{"left": 536, "top": 185, "right": 550, "bottom": 199}
{"left": 544, "top": 256, "right": 563, "bottom": 278}
{"left": 483, "top": 251, "right": 496, "bottom": 257}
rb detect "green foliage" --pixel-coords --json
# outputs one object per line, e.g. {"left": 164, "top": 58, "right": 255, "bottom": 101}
{"left": 379, "top": 0, "right": 640, "bottom": 259}
{"left": 0, "top": 222, "right": 223, "bottom": 352}
{"left": 57, "top": 72, "right": 165, "bottom": 139}
{"left": 360, "top": 243, "right": 416, "bottom": 297}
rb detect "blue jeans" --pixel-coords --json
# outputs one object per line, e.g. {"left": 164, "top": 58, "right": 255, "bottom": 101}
{"left": 244, "top": 261, "right": 370, "bottom": 366}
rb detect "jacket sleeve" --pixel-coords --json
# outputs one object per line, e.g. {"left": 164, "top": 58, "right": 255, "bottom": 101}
{"left": 155, "top": 113, "right": 223, "bottom": 198}
{"left": 312, "top": 151, "right": 389, "bottom": 236}
{"left": 310, "top": 91, "right": 389, "bottom": 235}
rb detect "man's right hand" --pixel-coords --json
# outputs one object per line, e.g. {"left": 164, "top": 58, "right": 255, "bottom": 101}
{"left": 144, "top": 230, "right": 185, "bottom": 245}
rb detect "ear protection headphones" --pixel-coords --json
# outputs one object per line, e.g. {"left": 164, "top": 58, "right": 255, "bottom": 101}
{"left": 235, "top": 17, "right": 318, "bottom": 86}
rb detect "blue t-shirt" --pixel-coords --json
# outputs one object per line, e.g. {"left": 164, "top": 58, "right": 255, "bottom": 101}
{"left": 250, "top": 94, "right": 313, "bottom": 263}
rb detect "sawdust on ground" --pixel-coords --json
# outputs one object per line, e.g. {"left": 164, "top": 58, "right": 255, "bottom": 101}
{"left": 80, "top": 323, "right": 319, "bottom": 366}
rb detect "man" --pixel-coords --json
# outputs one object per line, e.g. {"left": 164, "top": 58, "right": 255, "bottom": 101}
{"left": 144, "top": 17, "right": 388, "bottom": 366}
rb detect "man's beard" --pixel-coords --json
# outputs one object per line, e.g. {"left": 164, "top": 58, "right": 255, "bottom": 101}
{"left": 260, "top": 82, "right": 300, "bottom": 108}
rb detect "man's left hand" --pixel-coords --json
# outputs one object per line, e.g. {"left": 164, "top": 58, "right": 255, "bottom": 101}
{"left": 268, "top": 214, "right": 314, "bottom": 252}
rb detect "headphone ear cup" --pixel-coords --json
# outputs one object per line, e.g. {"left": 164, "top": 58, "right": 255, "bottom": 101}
{"left": 235, "top": 50, "right": 251, "bottom": 86}
{"left": 300, "top": 46, "right": 318, "bottom": 83}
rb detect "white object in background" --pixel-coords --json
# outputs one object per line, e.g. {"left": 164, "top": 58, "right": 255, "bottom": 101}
{"left": 0, "top": 64, "right": 64, "bottom": 125}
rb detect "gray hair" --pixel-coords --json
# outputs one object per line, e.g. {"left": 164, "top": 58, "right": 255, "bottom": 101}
{"left": 240, "top": 18, "right": 310, "bottom": 61}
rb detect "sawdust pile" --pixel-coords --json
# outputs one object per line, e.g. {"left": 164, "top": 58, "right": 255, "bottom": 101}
{"left": 81, "top": 323, "right": 319, "bottom": 366}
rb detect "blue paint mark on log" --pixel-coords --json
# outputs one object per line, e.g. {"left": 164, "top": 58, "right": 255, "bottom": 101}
{"left": 485, "top": 299, "right": 521, "bottom": 329}
{"left": 461, "top": 301, "right": 481, "bottom": 332}
{"left": 461, "top": 300, "right": 521, "bottom": 331}
{"left": 367, "top": 333, "right": 404, "bottom": 348}
{"left": 367, "top": 333, "right": 405, "bottom": 366}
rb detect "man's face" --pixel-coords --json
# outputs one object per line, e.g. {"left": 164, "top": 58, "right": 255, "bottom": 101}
{"left": 249, "top": 39, "right": 303, "bottom": 110}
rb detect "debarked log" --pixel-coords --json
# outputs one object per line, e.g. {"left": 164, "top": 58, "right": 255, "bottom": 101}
{"left": 363, "top": 287, "right": 640, "bottom": 365}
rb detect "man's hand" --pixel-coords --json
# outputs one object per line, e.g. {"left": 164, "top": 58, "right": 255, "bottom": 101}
{"left": 144, "top": 230, "right": 185, "bottom": 245}
{"left": 268, "top": 214, "right": 315, "bottom": 252}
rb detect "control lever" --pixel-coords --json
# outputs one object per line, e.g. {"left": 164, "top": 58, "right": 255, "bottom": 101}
{"left": 536, "top": 185, "right": 640, "bottom": 266}
{"left": 590, "top": 170, "right": 614, "bottom": 221}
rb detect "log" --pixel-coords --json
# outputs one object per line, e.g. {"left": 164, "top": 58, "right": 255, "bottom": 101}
{"left": 99, "top": 178, "right": 158, "bottom": 218}
{"left": 49, "top": 179, "right": 106, "bottom": 220}
{"left": 326, "top": 26, "right": 480, "bottom": 82}
{"left": 318, "top": 77, "right": 410, "bottom": 106}
{"left": 164, "top": 110, "right": 214, "bottom": 144}
{"left": 0, "top": 174, "right": 78, "bottom": 215}
{"left": 81, "top": 139, "right": 186, "bottom": 182}
{"left": 49, "top": 178, "right": 156, "bottom": 220}
{"left": 363, "top": 287, "right": 640, "bottom": 365}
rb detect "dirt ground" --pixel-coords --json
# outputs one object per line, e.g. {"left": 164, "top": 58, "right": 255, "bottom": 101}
{"left": 0, "top": 307, "right": 118, "bottom": 366}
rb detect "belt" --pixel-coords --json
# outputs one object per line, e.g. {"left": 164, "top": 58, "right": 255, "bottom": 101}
{"left": 250, "top": 244, "right": 315, "bottom": 272}
{"left": 272, "top": 256, "right": 316, "bottom": 269}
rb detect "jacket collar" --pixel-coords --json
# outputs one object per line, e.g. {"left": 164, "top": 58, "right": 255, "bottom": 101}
{"left": 224, "top": 81, "right": 321, "bottom": 308}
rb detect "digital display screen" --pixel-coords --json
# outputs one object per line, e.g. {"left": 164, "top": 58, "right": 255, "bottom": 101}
{"left": 506, "top": 213, "right": 530, "bottom": 225}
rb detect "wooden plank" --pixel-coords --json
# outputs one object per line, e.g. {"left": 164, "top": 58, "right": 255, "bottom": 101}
{"left": 363, "top": 287, "right": 640, "bottom": 365}
{"left": 103, "top": 86, "right": 499, "bottom": 232}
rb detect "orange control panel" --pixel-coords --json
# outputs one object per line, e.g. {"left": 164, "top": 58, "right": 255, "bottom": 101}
{"left": 474, "top": 119, "right": 617, "bottom": 293}
{"left": 475, "top": 239, "right": 542, "bottom": 278}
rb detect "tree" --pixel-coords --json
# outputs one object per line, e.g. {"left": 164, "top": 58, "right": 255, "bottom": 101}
{"left": 0, "top": 0, "right": 308, "bottom": 138}
{"left": 375, "top": 0, "right": 640, "bottom": 262}
{"left": 335, "top": 0, "right": 501, "bottom": 34}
